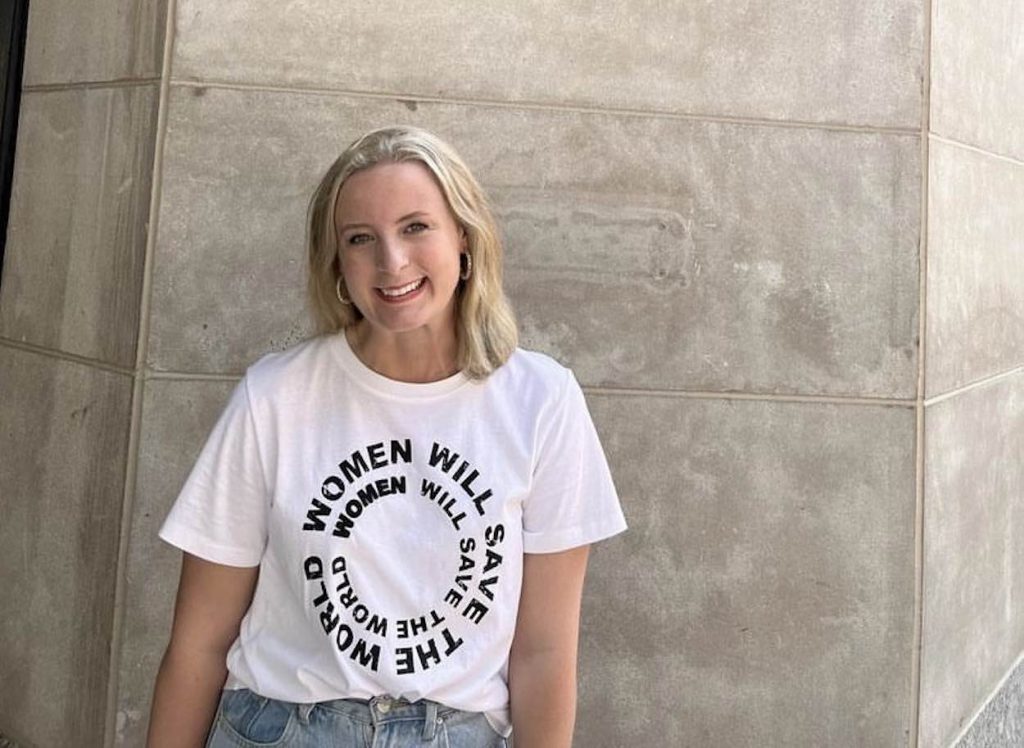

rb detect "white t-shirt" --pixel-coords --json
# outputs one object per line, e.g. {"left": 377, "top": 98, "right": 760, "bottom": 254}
{"left": 159, "top": 332, "right": 626, "bottom": 735}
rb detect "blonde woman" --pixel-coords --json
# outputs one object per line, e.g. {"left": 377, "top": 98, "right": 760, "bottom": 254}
{"left": 148, "top": 127, "right": 626, "bottom": 748}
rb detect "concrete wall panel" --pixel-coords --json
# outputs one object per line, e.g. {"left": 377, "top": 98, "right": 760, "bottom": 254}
{"left": 925, "top": 139, "right": 1024, "bottom": 397}
{"left": 148, "top": 86, "right": 919, "bottom": 398}
{"left": 172, "top": 0, "right": 923, "bottom": 128}
{"left": 921, "top": 371, "right": 1024, "bottom": 747}
{"left": 22, "top": 0, "right": 166, "bottom": 85}
{"left": 114, "top": 377, "right": 237, "bottom": 746}
{"left": 931, "top": 0, "right": 1024, "bottom": 161}
{"left": 0, "top": 346, "right": 132, "bottom": 747}
{"left": 0, "top": 87, "right": 159, "bottom": 367}
{"left": 577, "top": 393, "right": 916, "bottom": 747}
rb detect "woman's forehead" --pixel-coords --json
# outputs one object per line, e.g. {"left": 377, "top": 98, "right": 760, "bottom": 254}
{"left": 335, "top": 161, "right": 447, "bottom": 222}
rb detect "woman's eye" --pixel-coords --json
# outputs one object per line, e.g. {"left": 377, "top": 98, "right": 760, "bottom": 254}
{"left": 404, "top": 222, "right": 428, "bottom": 234}
{"left": 347, "top": 233, "right": 373, "bottom": 245}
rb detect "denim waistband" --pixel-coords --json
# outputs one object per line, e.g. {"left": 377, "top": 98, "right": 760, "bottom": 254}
{"left": 289, "top": 694, "right": 451, "bottom": 740}
{"left": 308, "top": 694, "right": 453, "bottom": 725}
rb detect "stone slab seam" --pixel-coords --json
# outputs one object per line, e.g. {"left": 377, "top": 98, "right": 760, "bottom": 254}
{"left": 583, "top": 386, "right": 915, "bottom": 407}
{"left": 912, "top": 0, "right": 935, "bottom": 743}
{"left": 102, "top": 0, "right": 178, "bottom": 745}
{"left": 948, "top": 651, "right": 1024, "bottom": 747}
{"left": 169, "top": 79, "right": 922, "bottom": 138}
{"left": 930, "top": 133, "right": 1024, "bottom": 169}
{"left": 22, "top": 78, "right": 161, "bottom": 93}
{"left": 924, "top": 365, "right": 1024, "bottom": 408}
{"left": 0, "top": 336, "right": 133, "bottom": 377}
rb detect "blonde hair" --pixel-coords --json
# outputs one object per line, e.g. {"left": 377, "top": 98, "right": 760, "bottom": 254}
{"left": 307, "top": 126, "right": 518, "bottom": 379}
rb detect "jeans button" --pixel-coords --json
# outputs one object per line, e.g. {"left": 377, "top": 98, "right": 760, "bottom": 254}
{"left": 377, "top": 700, "right": 391, "bottom": 714}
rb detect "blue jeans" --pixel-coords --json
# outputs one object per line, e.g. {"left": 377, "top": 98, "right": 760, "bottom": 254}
{"left": 205, "top": 688, "right": 509, "bottom": 747}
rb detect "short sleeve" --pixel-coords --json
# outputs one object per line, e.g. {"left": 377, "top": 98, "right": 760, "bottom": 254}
{"left": 158, "top": 377, "right": 270, "bottom": 567}
{"left": 522, "top": 369, "right": 627, "bottom": 553}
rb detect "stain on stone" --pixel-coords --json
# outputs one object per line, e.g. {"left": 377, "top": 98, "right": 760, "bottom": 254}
{"left": 191, "top": 86, "right": 207, "bottom": 97}
{"left": 398, "top": 99, "right": 418, "bottom": 112}
{"left": 770, "top": 280, "right": 842, "bottom": 375}
{"left": 500, "top": 202, "right": 695, "bottom": 290}
{"left": 70, "top": 405, "right": 91, "bottom": 421}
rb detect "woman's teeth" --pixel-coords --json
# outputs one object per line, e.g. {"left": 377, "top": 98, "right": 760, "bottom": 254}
{"left": 378, "top": 278, "right": 425, "bottom": 297}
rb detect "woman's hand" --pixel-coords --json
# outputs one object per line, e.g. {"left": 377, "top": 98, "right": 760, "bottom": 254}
{"left": 146, "top": 553, "right": 258, "bottom": 748}
{"left": 508, "top": 545, "right": 591, "bottom": 748}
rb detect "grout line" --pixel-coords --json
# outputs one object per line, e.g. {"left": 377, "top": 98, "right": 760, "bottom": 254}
{"left": 103, "top": 0, "right": 178, "bottom": 744}
{"left": 137, "top": 371, "right": 920, "bottom": 404}
{"left": 911, "top": 0, "right": 934, "bottom": 743}
{"left": 169, "top": 78, "right": 922, "bottom": 137}
{"left": 23, "top": 77, "right": 161, "bottom": 93}
{"left": 0, "top": 336, "right": 134, "bottom": 376}
{"left": 147, "top": 370, "right": 242, "bottom": 382}
{"left": 923, "top": 365, "right": 1024, "bottom": 407}
{"left": 581, "top": 385, "right": 915, "bottom": 407}
{"left": 946, "top": 650, "right": 1024, "bottom": 747}
{"left": 930, "top": 132, "right": 1024, "bottom": 169}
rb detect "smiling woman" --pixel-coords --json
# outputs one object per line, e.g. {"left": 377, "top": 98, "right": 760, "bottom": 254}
{"left": 147, "top": 126, "right": 627, "bottom": 748}
{"left": 332, "top": 161, "right": 466, "bottom": 381}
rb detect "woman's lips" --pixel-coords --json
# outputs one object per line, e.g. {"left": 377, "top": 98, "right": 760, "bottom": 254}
{"left": 375, "top": 277, "right": 426, "bottom": 302}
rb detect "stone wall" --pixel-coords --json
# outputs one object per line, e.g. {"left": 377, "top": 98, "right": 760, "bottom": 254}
{"left": 114, "top": 3, "right": 925, "bottom": 746}
{"left": 0, "top": 0, "right": 165, "bottom": 745}
{"left": 923, "top": 1, "right": 1024, "bottom": 746}
{"left": 0, "top": 1, "right": 1019, "bottom": 746}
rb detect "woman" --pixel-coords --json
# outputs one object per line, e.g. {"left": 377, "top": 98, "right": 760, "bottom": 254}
{"left": 148, "top": 127, "right": 626, "bottom": 747}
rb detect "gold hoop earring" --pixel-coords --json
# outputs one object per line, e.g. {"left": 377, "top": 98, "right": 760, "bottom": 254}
{"left": 459, "top": 252, "right": 473, "bottom": 281}
{"left": 335, "top": 276, "right": 351, "bottom": 305}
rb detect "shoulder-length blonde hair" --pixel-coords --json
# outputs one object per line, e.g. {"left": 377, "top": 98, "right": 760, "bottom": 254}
{"left": 307, "top": 126, "right": 517, "bottom": 379}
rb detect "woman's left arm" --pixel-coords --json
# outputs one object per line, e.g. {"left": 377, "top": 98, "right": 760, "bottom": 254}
{"left": 508, "top": 544, "right": 591, "bottom": 748}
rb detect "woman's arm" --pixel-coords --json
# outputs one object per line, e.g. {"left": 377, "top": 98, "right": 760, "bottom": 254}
{"left": 508, "top": 545, "right": 591, "bottom": 748}
{"left": 147, "top": 553, "right": 259, "bottom": 748}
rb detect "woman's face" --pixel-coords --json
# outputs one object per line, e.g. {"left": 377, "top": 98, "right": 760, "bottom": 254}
{"left": 334, "top": 161, "right": 464, "bottom": 342}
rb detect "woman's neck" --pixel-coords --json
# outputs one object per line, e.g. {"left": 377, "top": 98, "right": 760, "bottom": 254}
{"left": 345, "top": 322, "right": 460, "bottom": 384}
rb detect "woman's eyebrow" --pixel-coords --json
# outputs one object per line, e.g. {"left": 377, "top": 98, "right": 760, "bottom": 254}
{"left": 338, "top": 211, "right": 430, "bottom": 233}
{"left": 395, "top": 210, "right": 429, "bottom": 224}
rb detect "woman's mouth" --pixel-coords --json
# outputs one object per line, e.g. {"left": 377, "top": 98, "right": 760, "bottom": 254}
{"left": 375, "top": 278, "right": 426, "bottom": 302}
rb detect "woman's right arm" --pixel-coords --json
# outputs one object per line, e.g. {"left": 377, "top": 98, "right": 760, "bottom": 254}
{"left": 147, "top": 553, "right": 259, "bottom": 748}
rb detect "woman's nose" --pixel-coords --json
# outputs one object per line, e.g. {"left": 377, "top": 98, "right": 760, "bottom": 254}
{"left": 375, "top": 236, "right": 409, "bottom": 274}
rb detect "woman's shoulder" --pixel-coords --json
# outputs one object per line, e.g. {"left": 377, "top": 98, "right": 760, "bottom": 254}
{"left": 487, "top": 346, "right": 576, "bottom": 402}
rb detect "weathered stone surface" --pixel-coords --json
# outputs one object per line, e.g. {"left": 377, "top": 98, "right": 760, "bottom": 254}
{"left": 0, "top": 86, "right": 159, "bottom": 367}
{"left": 22, "top": 0, "right": 166, "bottom": 85}
{"left": 149, "top": 86, "right": 919, "bottom": 398}
{"left": 926, "top": 139, "right": 1024, "bottom": 397}
{"left": 114, "top": 377, "right": 237, "bottom": 747}
{"left": 576, "top": 393, "right": 916, "bottom": 747}
{"left": 931, "top": 0, "right": 1024, "bottom": 161}
{"left": 172, "top": 0, "right": 923, "bottom": 128}
{"left": 956, "top": 656, "right": 1024, "bottom": 748}
{"left": 920, "top": 372, "right": 1024, "bottom": 748}
{"left": 0, "top": 345, "right": 133, "bottom": 746}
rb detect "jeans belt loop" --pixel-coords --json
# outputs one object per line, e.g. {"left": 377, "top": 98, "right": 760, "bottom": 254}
{"left": 422, "top": 701, "right": 439, "bottom": 740}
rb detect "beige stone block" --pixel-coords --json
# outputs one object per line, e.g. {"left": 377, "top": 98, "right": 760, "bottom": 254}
{"left": 149, "top": 86, "right": 919, "bottom": 399}
{"left": 920, "top": 371, "right": 1024, "bottom": 748}
{"left": 931, "top": 0, "right": 1024, "bottom": 161}
{"left": 926, "top": 139, "right": 1024, "bottom": 397}
{"left": 172, "top": 0, "right": 923, "bottom": 127}
{"left": 0, "top": 86, "right": 159, "bottom": 367}
{"left": 114, "top": 377, "right": 237, "bottom": 746}
{"left": 577, "top": 393, "right": 916, "bottom": 746}
{"left": 0, "top": 345, "right": 133, "bottom": 746}
{"left": 22, "top": 0, "right": 166, "bottom": 85}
